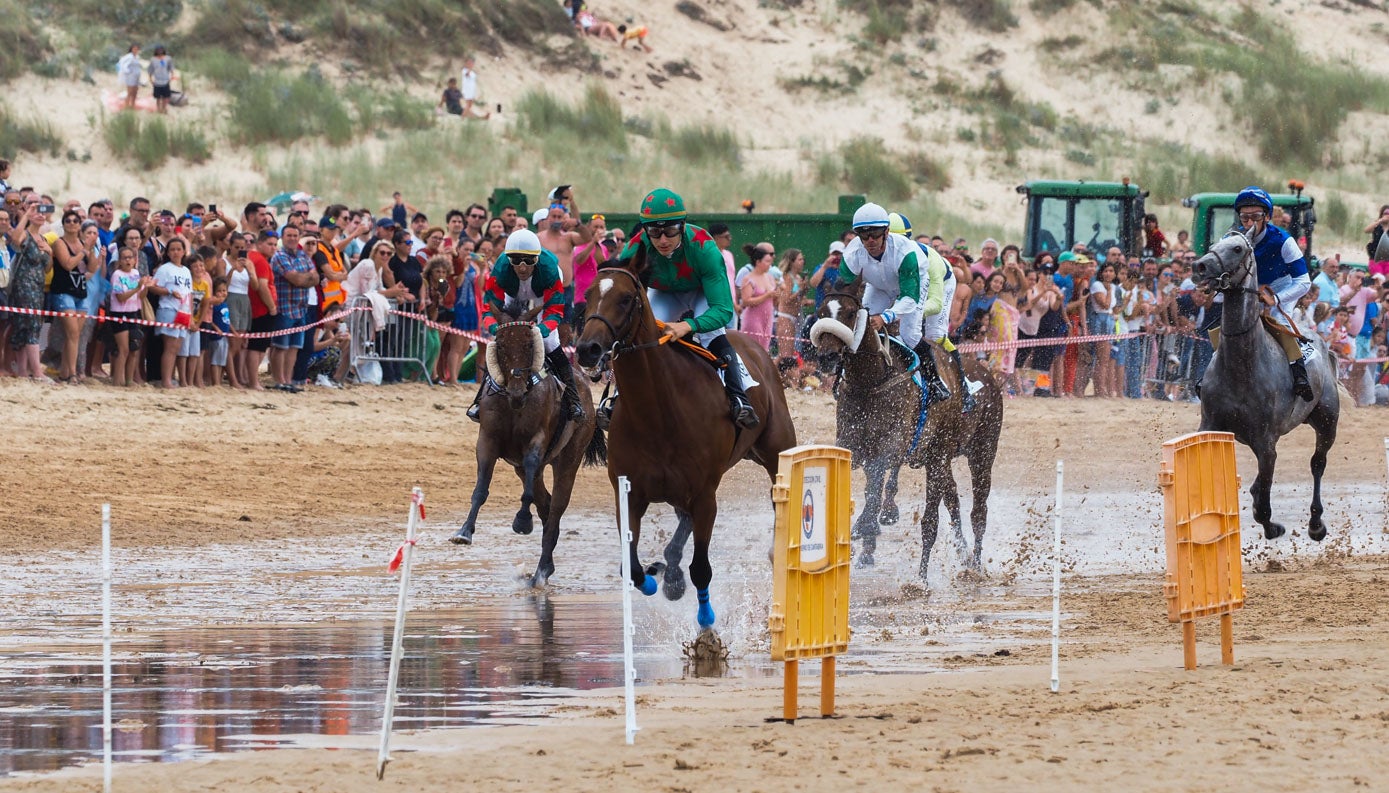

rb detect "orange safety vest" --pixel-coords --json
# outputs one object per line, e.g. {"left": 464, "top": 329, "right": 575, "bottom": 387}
{"left": 316, "top": 240, "right": 347, "bottom": 309}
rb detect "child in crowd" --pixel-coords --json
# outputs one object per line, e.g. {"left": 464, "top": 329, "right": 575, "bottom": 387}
{"left": 306, "top": 312, "right": 351, "bottom": 386}
{"left": 207, "top": 277, "right": 232, "bottom": 387}
{"left": 184, "top": 252, "right": 211, "bottom": 387}
{"left": 151, "top": 237, "right": 193, "bottom": 389}
{"left": 107, "top": 246, "right": 150, "bottom": 387}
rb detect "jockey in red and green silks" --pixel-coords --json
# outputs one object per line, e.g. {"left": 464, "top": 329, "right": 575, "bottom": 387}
{"left": 468, "top": 229, "right": 584, "bottom": 422}
{"left": 614, "top": 187, "right": 758, "bottom": 429}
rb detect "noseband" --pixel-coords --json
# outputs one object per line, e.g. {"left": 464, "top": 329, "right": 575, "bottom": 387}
{"left": 1207, "top": 233, "right": 1263, "bottom": 339}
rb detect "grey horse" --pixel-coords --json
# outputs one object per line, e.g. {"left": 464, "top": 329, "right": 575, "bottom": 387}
{"left": 1191, "top": 233, "right": 1339, "bottom": 541}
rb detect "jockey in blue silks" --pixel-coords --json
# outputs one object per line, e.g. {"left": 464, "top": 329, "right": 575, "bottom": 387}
{"left": 1228, "top": 185, "right": 1314, "bottom": 402}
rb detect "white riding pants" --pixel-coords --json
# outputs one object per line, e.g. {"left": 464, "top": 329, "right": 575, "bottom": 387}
{"left": 647, "top": 288, "right": 727, "bottom": 347}
{"left": 920, "top": 276, "right": 957, "bottom": 344}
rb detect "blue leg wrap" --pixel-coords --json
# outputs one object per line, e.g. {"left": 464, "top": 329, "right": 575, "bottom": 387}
{"left": 640, "top": 574, "right": 659, "bottom": 596}
{"left": 696, "top": 588, "right": 715, "bottom": 628}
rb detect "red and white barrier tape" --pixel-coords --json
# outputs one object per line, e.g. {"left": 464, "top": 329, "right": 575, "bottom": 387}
{"left": 387, "top": 491, "right": 426, "bottom": 573}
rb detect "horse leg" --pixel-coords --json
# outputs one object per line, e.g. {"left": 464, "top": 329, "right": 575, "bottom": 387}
{"left": 450, "top": 443, "right": 499, "bottom": 546}
{"left": 854, "top": 459, "right": 887, "bottom": 567}
{"left": 1305, "top": 404, "right": 1338, "bottom": 542}
{"left": 688, "top": 495, "right": 719, "bottom": 629}
{"left": 919, "top": 475, "right": 943, "bottom": 581}
{"left": 881, "top": 466, "right": 901, "bottom": 526}
{"left": 622, "top": 495, "right": 660, "bottom": 597}
{"left": 1249, "top": 439, "right": 1285, "bottom": 540}
{"left": 529, "top": 465, "right": 565, "bottom": 589}
{"left": 661, "top": 509, "right": 693, "bottom": 601}
{"left": 967, "top": 448, "right": 993, "bottom": 571}
{"left": 511, "top": 446, "right": 544, "bottom": 536}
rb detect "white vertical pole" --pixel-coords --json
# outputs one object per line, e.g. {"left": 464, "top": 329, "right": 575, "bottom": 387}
{"left": 617, "top": 475, "right": 639, "bottom": 744}
{"left": 101, "top": 504, "right": 112, "bottom": 793}
{"left": 1383, "top": 439, "right": 1388, "bottom": 520}
{"left": 377, "top": 488, "right": 422, "bottom": 780}
{"left": 1050, "top": 461, "right": 1063, "bottom": 694}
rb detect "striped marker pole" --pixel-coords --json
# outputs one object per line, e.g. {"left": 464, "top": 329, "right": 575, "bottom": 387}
{"left": 102, "top": 504, "right": 112, "bottom": 793}
{"left": 618, "top": 475, "right": 640, "bottom": 745}
{"left": 1050, "top": 461, "right": 1063, "bottom": 694}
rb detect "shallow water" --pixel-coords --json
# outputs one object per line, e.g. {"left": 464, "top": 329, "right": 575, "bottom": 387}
{"left": 0, "top": 596, "right": 776, "bottom": 776}
{"left": 1, "top": 479, "right": 1382, "bottom": 776}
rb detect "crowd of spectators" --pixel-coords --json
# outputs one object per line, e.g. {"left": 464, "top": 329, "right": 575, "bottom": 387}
{"left": 1, "top": 154, "right": 1385, "bottom": 405}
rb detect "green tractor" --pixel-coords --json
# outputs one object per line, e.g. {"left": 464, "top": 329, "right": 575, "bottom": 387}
{"left": 1016, "top": 179, "right": 1149, "bottom": 260}
{"left": 1182, "top": 182, "right": 1316, "bottom": 256}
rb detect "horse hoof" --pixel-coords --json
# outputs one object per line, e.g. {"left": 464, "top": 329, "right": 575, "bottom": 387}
{"left": 512, "top": 512, "right": 533, "bottom": 535}
{"left": 529, "top": 570, "right": 552, "bottom": 589}
{"left": 1308, "top": 521, "right": 1326, "bottom": 542}
{"left": 855, "top": 552, "right": 875, "bottom": 569}
{"left": 1264, "top": 522, "right": 1286, "bottom": 540}
{"left": 880, "top": 505, "right": 899, "bottom": 526}
{"left": 697, "top": 601, "right": 716, "bottom": 629}
{"left": 449, "top": 527, "right": 474, "bottom": 546}
{"left": 663, "top": 565, "right": 687, "bottom": 601}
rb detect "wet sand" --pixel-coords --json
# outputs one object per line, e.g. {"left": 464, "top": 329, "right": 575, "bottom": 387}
{"left": 1, "top": 379, "right": 1387, "bottom": 790}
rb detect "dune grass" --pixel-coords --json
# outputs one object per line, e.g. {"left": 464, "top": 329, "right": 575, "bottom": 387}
{"left": 103, "top": 112, "right": 212, "bottom": 170}
{"left": 517, "top": 84, "right": 628, "bottom": 152}
{"left": 0, "top": 0, "right": 47, "bottom": 80}
{"left": 0, "top": 102, "right": 63, "bottom": 159}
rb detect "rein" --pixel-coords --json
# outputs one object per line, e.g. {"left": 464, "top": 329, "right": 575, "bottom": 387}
{"left": 1209, "top": 235, "right": 1263, "bottom": 339}
{"left": 816, "top": 293, "right": 919, "bottom": 393}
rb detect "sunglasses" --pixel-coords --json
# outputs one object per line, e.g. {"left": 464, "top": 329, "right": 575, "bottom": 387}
{"left": 371, "top": 248, "right": 391, "bottom": 257}
{"left": 856, "top": 228, "right": 888, "bottom": 241}
{"left": 645, "top": 224, "right": 684, "bottom": 239}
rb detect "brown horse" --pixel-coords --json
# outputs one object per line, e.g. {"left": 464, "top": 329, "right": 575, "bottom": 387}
{"left": 449, "top": 303, "right": 606, "bottom": 588}
{"left": 810, "top": 287, "right": 1003, "bottom": 578}
{"left": 574, "top": 261, "right": 796, "bottom": 631}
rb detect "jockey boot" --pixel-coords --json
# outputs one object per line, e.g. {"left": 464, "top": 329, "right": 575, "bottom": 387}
{"left": 948, "top": 348, "right": 978, "bottom": 413}
{"left": 1289, "top": 359, "right": 1314, "bottom": 402}
{"left": 912, "top": 340, "right": 952, "bottom": 406}
{"left": 546, "top": 347, "right": 586, "bottom": 422}
{"left": 708, "top": 334, "right": 760, "bottom": 429}
{"left": 466, "top": 372, "right": 488, "bottom": 423}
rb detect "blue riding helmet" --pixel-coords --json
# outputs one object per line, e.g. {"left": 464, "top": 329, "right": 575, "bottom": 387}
{"left": 1234, "top": 186, "right": 1273, "bottom": 216}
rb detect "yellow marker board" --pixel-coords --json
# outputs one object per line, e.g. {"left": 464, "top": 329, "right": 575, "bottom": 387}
{"left": 770, "top": 445, "right": 852, "bottom": 721}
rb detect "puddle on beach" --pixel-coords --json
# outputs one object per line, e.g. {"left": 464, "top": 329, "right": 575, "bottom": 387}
{"left": 0, "top": 596, "right": 778, "bottom": 777}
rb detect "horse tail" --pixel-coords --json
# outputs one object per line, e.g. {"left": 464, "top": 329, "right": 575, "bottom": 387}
{"left": 584, "top": 423, "right": 608, "bottom": 467}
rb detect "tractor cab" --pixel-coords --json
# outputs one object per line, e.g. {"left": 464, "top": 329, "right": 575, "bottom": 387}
{"left": 1182, "top": 183, "right": 1316, "bottom": 257}
{"left": 1016, "top": 180, "right": 1147, "bottom": 261}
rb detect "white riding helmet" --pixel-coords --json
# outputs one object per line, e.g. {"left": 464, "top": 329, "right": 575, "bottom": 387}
{"left": 505, "top": 228, "right": 542, "bottom": 256}
{"left": 852, "top": 202, "right": 890, "bottom": 229}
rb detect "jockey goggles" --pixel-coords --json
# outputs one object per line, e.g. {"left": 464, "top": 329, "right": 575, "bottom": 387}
{"left": 508, "top": 252, "right": 539, "bottom": 267}
{"left": 855, "top": 227, "right": 888, "bottom": 241}
{"left": 643, "top": 220, "right": 684, "bottom": 239}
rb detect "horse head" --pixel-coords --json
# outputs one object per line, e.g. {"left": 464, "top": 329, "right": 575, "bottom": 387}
{"left": 1192, "top": 232, "right": 1256, "bottom": 293}
{"left": 486, "top": 302, "right": 547, "bottom": 403}
{"left": 809, "top": 281, "right": 869, "bottom": 355}
{"left": 575, "top": 254, "right": 655, "bottom": 369}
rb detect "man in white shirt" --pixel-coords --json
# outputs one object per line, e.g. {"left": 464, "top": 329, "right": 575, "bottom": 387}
{"left": 460, "top": 57, "right": 492, "bottom": 120}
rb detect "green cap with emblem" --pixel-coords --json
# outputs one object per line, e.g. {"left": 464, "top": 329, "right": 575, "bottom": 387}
{"left": 639, "top": 188, "right": 687, "bottom": 223}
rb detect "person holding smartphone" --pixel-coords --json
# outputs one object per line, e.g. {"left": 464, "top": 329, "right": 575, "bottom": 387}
{"left": 5, "top": 196, "right": 53, "bottom": 380}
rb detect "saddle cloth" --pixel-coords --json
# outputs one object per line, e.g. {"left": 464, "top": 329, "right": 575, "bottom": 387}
{"left": 1260, "top": 315, "right": 1318, "bottom": 363}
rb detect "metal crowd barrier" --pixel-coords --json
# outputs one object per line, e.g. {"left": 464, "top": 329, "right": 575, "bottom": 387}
{"left": 346, "top": 296, "right": 434, "bottom": 385}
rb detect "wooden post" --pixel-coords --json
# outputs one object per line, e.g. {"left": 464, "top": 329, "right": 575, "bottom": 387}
{"left": 820, "top": 656, "right": 835, "bottom": 717}
{"left": 1220, "top": 613, "right": 1234, "bottom": 665}
{"left": 1182, "top": 621, "right": 1197, "bottom": 671}
{"left": 783, "top": 660, "right": 798, "bottom": 723}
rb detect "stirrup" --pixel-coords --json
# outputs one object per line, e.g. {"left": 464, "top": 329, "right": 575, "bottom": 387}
{"left": 596, "top": 395, "right": 615, "bottom": 430}
{"left": 926, "top": 378, "right": 952, "bottom": 405}
{"left": 466, "top": 402, "right": 481, "bottom": 423}
{"left": 731, "top": 396, "right": 760, "bottom": 429}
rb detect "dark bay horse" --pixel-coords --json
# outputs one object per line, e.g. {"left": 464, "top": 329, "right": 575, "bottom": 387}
{"left": 1192, "top": 233, "right": 1338, "bottom": 540}
{"left": 449, "top": 304, "right": 606, "bottom": 587}
{"left": 574, "top": 262, "right": 796, "bottom": 631}
{"left": 810, "top": 288, "right": 1003, "bottom": 577}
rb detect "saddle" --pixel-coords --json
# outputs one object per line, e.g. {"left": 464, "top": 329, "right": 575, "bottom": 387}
{"left": 1260, "top": 314, "right": 1307, "bottom": 343}
{"left": 1259, "top": 314, "right": 1318, "bottom": 363}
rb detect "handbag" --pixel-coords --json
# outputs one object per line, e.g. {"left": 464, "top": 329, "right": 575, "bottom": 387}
{"left": 139, "top": 294, "right": 156, "bottom": 323}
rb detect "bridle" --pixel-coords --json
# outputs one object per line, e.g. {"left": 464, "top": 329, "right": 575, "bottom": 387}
{"left": 1206, "top": 230, "right": 1263, "bottom": 338}
{"left": 491, "top": 320, "right": 545, "bottom": 392}
{"left": 817, "top": 291, "right": 920, "bottom": 393}
{"left": 581, "top": 267, "right": 670, "bottom": 363}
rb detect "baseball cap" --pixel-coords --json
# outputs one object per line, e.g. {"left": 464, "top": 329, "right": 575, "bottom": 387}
{"left": 375, "top": 217, "right": 396, "bottom": 229}
{"left": 828, "top": 241, "right": 846, "bottom": 255}
{"left": 1057, "top": 251, "right": 1076, "bottom": 264}
{"left": 319, "top": 216, "right": 338, "bottom": 230}
{"left": 532, "top": 208, "right": 548, "bottom": 226}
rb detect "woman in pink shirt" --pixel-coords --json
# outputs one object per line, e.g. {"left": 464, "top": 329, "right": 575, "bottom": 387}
{"left": 739, "top": 244, "right": 776, "bottom": 350}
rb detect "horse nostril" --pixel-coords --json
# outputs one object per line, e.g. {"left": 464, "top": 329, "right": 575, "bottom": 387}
{"left": 576, "top": 341, "right": 599, "bottom": 364}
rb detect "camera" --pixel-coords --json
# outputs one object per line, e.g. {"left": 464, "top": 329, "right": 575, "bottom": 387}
{"left": 37, "top": 203, "right": 55, "bottom": 214}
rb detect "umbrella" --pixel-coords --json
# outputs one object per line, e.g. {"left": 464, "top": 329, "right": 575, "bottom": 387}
{"left": 265, "top": 191, "right": 316, "bottom": 210}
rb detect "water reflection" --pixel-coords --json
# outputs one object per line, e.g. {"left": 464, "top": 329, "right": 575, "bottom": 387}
{"left": 0, "top": 594, "right": 772, "bottom": 776}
